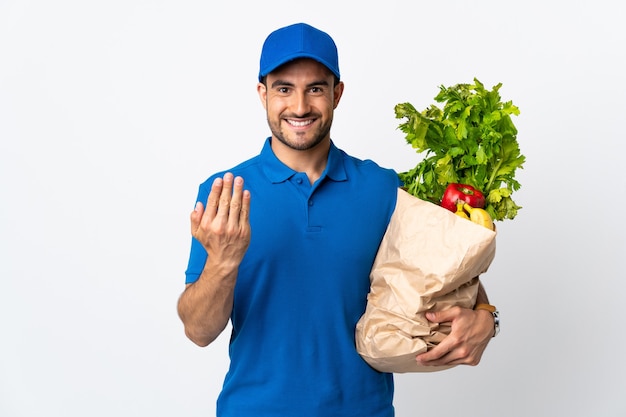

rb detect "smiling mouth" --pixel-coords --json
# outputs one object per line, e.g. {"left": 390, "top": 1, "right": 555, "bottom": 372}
{"left": 286, "top": 119, "right": 314, "bottom": 127}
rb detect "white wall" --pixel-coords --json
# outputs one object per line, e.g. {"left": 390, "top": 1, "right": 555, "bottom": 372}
{"left": 1, "top": 1, "right": 624, "bottom": 416}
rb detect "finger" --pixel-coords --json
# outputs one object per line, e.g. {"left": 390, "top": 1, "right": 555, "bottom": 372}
{"left": 420, "top": 354, "right": 463, "bottom": 367}
{"left": 420, "top": 344, "right": 481, "bottom": 367}
{"left": 416, "top": 339, "right": 453, "bottom": 364}
{"left": 190, "top": 201, "right": 205, "bottom": 234}
{"left": 205, "top": 177, "right": 224, "bottom": 223}
{"left": 240, "top": 190, "right": 251, "bottom": 223}
{"left": 227, "top": 176, "right": 246, "bottom": 227}
{"left": 425, "top": 307, "right": 458, "bottom": 324}
{"left": 215, "top": 173, "right": 235, "bottom": 221}
{"left": 416, "top": 353, "right": 450, "bottom": 367}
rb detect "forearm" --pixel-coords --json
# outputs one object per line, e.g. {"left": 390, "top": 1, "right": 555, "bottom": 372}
{"left": 474, "top": 279, "right": 496, "bottom": 338}
{"left": 475, "top": 280, "right": 489, "bottom": 305}
{"left": 177, "top": 262, "right": 238, "bottom": 347}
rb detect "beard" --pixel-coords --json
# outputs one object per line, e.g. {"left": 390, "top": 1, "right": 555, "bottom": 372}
{"left": 267, "top": 114, "right": 332, "bottom": 151}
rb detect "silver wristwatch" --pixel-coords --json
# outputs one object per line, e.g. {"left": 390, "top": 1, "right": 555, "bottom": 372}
{"left": 492, "top": 310, "right": 500, "bottom": 337}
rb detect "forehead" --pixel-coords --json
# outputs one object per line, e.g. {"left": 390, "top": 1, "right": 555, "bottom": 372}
{"left": 267, "top": 58, "right": 333, "bottom": 81}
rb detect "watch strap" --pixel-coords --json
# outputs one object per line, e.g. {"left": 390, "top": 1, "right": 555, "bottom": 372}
{"left": 474, "top": 303, "right": 500, "bottom": 337}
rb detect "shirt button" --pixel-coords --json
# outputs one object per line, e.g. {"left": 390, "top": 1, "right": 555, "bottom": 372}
{"left": 308, "top": 200, "right": 314, "bottom": 206}
{"left": 296, "top": 178, "right": 303, "bottom": 184}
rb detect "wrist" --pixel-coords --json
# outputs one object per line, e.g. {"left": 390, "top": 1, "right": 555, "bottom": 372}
{"left": 474, "top": 303, "right": 500, "bottom": 337}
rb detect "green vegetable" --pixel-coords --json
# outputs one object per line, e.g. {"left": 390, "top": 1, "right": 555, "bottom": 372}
{"left": 395, "top": 78, "right": 526, "bottom": 221}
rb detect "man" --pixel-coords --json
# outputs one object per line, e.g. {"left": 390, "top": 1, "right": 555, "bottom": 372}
{"left": 177, "top": 22, "right": 497, "bottom": 417}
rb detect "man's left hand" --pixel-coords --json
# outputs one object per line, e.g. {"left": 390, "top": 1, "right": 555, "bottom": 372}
{"left": 415, "top": 306, "right": 494, "bottom": 367}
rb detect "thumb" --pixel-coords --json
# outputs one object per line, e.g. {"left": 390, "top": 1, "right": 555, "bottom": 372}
{"left": 425, "top": 309, "right": 454, "bottom": 324}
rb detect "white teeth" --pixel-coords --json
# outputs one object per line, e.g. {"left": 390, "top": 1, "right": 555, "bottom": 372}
{"left": 288, "top": 119, "right": 312, "bottom": 127}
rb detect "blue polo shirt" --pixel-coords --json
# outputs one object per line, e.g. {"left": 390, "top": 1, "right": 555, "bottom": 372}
{"left": 185, "top": 138, "right": 401, "bottom": 417}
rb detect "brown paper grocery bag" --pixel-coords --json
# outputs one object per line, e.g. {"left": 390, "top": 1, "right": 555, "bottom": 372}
{"left": 355, "top": 188, "right": 496, "bottom": 373}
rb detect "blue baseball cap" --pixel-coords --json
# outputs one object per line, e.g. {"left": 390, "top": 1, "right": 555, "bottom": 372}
{"left": 258, "top": 23, "right": 340, "bottom": 82}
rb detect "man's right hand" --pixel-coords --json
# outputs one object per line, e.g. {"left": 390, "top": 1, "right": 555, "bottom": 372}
{"left": 191, "top": 172, "right": 251, "bottom": 268}
{"left": 179, "top": 173, "right": 251, "bottom": 347}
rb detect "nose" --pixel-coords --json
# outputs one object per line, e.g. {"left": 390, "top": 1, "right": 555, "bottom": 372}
{"left": 291, "top": 90, "right": 311, "bottom": 116}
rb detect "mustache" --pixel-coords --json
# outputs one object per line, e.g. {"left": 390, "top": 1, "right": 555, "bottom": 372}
{"left": 282, "top": 111, "right": 319, "bottom": 119}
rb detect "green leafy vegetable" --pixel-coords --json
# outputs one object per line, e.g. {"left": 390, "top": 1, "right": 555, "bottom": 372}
{"left": 395, "top": 78, "right": 526, "bottom": 221}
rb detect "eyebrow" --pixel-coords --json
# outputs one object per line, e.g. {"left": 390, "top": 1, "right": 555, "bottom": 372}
{"left": 270, "top": 79, "right": 330, "bottom": 89}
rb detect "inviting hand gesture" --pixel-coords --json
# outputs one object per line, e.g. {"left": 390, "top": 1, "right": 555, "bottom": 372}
{"left": 190, "top": 172, "right": 251, "bottom": 267}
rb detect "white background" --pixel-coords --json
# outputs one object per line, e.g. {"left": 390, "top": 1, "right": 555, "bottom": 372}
{"left": 1, "top": 1, "right": 624, "bottom": 416}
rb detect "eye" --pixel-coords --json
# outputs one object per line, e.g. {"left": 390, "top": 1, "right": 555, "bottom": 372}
{"left": 278, "top": 87, "right": 290, "bottom": 94}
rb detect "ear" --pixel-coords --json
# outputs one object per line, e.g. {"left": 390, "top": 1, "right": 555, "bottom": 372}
{"left": 333, "top": 81, "right": 345, "bottom": 109}
{"left": 257, "top": 82, "right": 268, "bottom": 110}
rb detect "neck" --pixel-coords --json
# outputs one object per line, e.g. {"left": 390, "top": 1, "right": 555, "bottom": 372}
{"left": 271, "top": 138, "right": 330, "bottom": 184}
